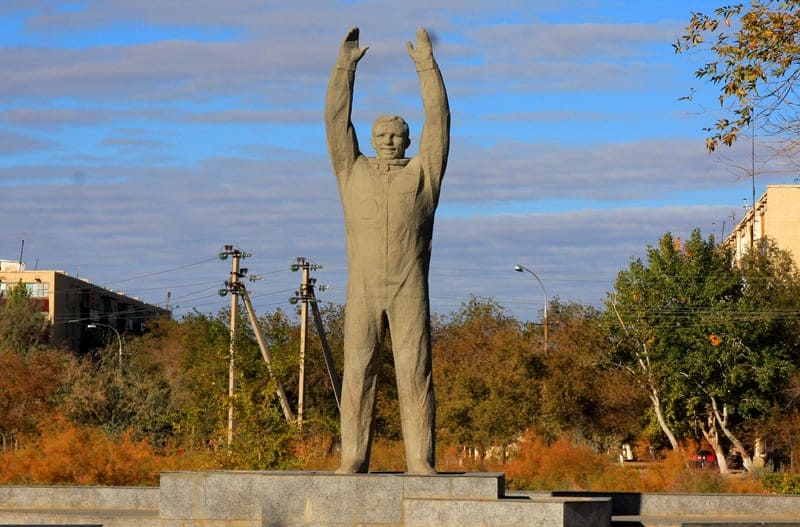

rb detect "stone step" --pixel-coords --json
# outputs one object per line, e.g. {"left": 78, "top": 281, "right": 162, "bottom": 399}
{"left": 0, "top": 507, "right": 159, "bottom": 527}
{"left": 0, "top": 485, "right": 160, "bottom": 511}
{"left": 406, "top": 496, "right": 611, "bottom": 526}
{"left": 612, "top": 515, "right": 800, "bottom": 527}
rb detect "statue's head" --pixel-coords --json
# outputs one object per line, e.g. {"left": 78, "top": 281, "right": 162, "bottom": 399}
{"left": 371, "top": 115, "right": 410, "bottom": 160}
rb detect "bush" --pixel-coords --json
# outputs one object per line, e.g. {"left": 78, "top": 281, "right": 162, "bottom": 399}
{"left": 480, "top": 434, "right": 769, "bottom": 493}
{"left": 500, "top": 433, "right": 607, "bottom": 490}
{"left": 762, "top": 472, "right": 800, "bottom": 494}
{"left": 0, "top": 417, "right": 185, "bottom": 485}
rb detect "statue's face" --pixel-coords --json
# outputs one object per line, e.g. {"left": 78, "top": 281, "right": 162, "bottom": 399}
{"left": 372, "top": 121, "right": 408, "bottom": 160}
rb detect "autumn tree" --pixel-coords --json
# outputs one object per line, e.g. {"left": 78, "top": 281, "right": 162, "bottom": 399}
{"left": 0, "top": 282, "right": 70, "bottom": 450}
{"left": 432, "top": 297, "right": 540, "bottom": 456}
{"left": 538, "top": 299, "right": 648, "bottom": 451}
{"left": 675, "top": 1, "right": 800, "bottom": 151}
{"left": 607, "top": 230, "right": 800, "bottom": 473}
{"left": 0, "top": 348, "right": 75, "bottom": 450}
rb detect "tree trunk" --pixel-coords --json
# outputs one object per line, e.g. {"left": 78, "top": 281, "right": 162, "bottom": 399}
{"left": 753, "top": 437, "right": 767, "bottom": 469}
{"left": 701, "top": 410, "right": 729, "bottom": 474}
{"left": 649, "top": 388, "right": 679, "bottom": 450}
{"left": 711, "top": 397, "right": 754, "bottom": 471}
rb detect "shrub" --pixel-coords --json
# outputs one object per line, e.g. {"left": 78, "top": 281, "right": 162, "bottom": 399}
{"left": 500, "top": 433, "right": 607, "bottom": 490}
{"left": 762, "top": 472, "right": 800, "bottom": 494}
{"left": 0, "top": 416, "right": 180, "bottom": 485}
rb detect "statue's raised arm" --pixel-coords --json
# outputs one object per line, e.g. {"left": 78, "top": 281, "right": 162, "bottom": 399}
{"left": 407, "top": 27, "right": 450, "bottom": 199}
{"left": 325, "top": 27, "right": 369, "bottom": 179}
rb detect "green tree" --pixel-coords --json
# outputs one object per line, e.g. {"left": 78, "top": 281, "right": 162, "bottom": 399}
{"left": 685, "top": 240, "right": 800, "bottom": 471}
{"left": 63, "top": 331, "right": 177, "bottom": 446}
{"left": 607, "top": 230, "right": 800, "bottom": 472}
{"left": 174, "top": 309, "right": 299, "bottom": 468}
{"left": 605, "top": 230, "right": 740, "bottom": 452}
{"left": 674, "top": 1, "right": 800, "bottom": 151}
{"left": 0, "top": 281, "right": 51, "bottom": 357}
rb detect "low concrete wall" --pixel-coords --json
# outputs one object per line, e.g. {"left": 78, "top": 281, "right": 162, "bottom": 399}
{"left": 0, "top": 485, "right": 160, "bottom": 527}
{"left": 7, "top": 476, "right": 798, "bottom": 526}
{"left": 0, "top": 484, "right": 159, "bottom": 511}
{"left": 520, "top": 490, "right": 800, "bottom": 518}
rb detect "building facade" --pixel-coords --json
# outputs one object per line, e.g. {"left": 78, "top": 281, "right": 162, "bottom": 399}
{"left": 724, "top": 184, "right": 800, "bottom": 268}
{"left": 0, "top": 262, "right": 170, "bottom": 353}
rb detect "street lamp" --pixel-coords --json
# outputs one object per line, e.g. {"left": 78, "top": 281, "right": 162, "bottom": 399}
{"left": 514, "top": 264, "right": 548, "bottom": 353}
{"left": 87, "top": 322, "right": 123, "bottom": 367}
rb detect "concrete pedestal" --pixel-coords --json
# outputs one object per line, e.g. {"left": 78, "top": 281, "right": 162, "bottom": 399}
{"left": 159, "top": 470, "right": 611, "bottom": 526}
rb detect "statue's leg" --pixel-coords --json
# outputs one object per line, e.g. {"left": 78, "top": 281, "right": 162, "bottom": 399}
{"left": 388, "top": 295, "right": 435, "bottom": 475}
{"left": 337, "top": 293, "right": 385, "bottom": 474}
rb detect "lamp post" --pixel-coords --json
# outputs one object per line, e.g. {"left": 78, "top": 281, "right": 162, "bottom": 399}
{"left": 87, "top": 322, "right": 123, "bottom": 367}
{"left": 514, "top": 264, "right": 548, "bottom": 353}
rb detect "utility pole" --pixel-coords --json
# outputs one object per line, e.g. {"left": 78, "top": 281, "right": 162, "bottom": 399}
{"left": 219, "top": 256, "right": 295, "bottom": 424}
{"left": 290, "top": 259, "right": 342, "bottom": 423}
{"left": 218, "top": 245, "right": 249, "bottom": 447}
{"left": 292, "top": 258, "right": 311, "bottom": 429}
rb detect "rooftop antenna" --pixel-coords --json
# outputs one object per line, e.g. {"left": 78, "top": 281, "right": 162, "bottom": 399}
{"left": 18, "top": 239, "right": 24, "bottom": 265}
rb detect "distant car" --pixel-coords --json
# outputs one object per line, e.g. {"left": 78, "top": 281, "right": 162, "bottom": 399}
{"left": 689, "top": 449, "right": 717, "bottom": 468}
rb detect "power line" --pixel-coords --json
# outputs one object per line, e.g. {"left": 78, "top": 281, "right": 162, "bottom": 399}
{"left": 100, "top": 257, "right": 219, "bottom": 287}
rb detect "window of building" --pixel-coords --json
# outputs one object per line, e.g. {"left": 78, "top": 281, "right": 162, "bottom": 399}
{"left": 0, "top": 282, "right": 50, "bottom": 298}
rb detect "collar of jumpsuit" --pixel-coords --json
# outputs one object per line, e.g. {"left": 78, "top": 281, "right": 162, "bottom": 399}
{"left": 369, "top": 157, "right": 411, "bottom": 173}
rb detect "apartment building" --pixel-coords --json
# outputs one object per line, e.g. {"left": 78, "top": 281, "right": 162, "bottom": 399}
{"left": 0, "top": 261, "right": 170, "bottom": 353}
{"left": 723, "top": 184, "right": 800, "bottom": 268}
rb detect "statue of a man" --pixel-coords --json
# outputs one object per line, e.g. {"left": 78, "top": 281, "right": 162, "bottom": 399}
{"left": 325, "top": 27, "right": 450, "bottom": 475}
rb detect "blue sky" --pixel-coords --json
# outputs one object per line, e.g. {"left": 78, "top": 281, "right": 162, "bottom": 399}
{"left": 0, "top": 1, "right": 787, "bottom": 323}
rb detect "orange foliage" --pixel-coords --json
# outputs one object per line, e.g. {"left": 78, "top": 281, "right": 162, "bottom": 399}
{"left": 0, "top": 414, "right": 773, "bottom": 492}
{"left": 368, "top": 439, "right": 407, "bottom": 472}
{"left": 500, "top": 433, "right": 607, "bottom": 490}
{"left": 289, "top": 432, "right": 339, "bottom": 471}
{"left": 0, "top": 416, "right": 211, "bottom": 486}
{"left": 479, "top": 433, "right": 768, "bottom": 493}
{"left": 0, "top": 349, "right": 72, "bottom": 441}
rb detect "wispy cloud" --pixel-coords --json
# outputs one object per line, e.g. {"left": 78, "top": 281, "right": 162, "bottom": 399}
{"left": 0, "top": 2, "right": 768, "bottom": 320}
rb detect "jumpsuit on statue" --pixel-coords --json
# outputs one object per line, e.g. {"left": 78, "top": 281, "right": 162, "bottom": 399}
{"left": 325, "top": 53, "right": 450, "bottom": 473}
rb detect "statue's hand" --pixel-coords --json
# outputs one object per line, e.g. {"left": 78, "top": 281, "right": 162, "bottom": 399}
{"left": 338, "top": 27, "right": 368, "bottom": 68}
{"left": 407, "top": 27, "right": 434, "bottom": 65}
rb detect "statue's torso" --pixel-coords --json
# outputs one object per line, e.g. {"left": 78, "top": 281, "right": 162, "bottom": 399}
{"left": 339, "top": 156, "right": 437, "bottom": 296}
